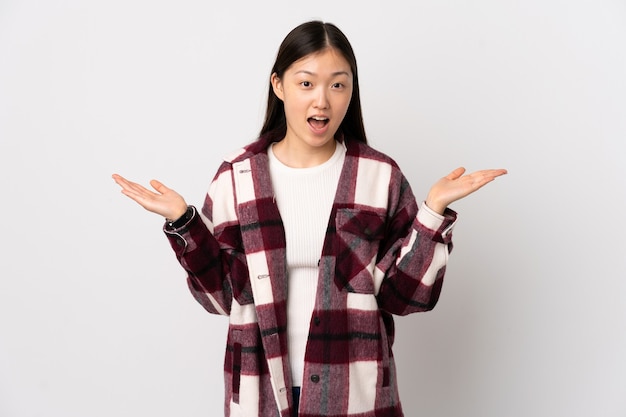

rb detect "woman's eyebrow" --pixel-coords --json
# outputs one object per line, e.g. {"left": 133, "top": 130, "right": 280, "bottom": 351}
{"left": 294, "top": 70, "right": 351, "bottom": 77}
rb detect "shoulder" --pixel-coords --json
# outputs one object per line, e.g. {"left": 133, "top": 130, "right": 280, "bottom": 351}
{"left": 209, "top": 138, "right": 271, "bottom": 183}
{"left": 209, "top": 135, "right": 273, "bottom": 192}
{"left": 345, "top": 138, "right": 400, "bottom": 168}
{"left": 222, "top": 133, "right": 278, "bottom": 164}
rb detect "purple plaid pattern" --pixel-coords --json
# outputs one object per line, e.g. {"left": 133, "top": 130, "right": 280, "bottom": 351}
{"left": 164, "top": 135, "right": 457, "bottom": 417}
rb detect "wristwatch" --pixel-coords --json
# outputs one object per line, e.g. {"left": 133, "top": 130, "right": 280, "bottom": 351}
{"left": 167, "top": 206, "right": 194, "bottom": 229}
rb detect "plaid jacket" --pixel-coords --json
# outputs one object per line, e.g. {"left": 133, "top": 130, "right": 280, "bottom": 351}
{"left": 164, "top": 134, "right": 457, "bottom": 417}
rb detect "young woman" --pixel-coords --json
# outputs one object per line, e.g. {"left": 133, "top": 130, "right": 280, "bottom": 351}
{"left": 113, "top": 20, "right": 506, "bottom": 417}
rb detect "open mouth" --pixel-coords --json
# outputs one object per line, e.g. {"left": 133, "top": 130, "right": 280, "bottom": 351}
{"left": 308, "top": 116, "right": 329, "bottom": 130}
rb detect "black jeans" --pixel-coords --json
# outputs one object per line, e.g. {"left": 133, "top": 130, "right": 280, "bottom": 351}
{"left": 291, "top": 387, "right": 301, "bottom": 417}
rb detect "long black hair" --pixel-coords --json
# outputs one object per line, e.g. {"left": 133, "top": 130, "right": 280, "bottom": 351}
{"left": 259, "top": 21, "right": 367, "bottom": 144}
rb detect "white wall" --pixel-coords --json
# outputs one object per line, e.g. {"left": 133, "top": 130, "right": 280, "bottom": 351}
{"left": 1, "top": 1, "right": 624, "bottom": 416}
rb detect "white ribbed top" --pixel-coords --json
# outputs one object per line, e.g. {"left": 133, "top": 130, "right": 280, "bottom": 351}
{"left": 268, "top": 141, "right": 346, "bottom": 387}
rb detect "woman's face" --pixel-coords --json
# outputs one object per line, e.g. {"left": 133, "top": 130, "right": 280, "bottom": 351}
{"left": 272, "top": 47, "right": 353, "bottom": 154}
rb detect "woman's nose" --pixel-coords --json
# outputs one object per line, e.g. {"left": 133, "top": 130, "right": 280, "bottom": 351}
{"left": 313, "top": 88, "right": 329, "bottom": 109}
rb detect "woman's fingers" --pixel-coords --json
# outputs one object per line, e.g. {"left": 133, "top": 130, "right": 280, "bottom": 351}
{"left": 445, "top": 167, "right": 466, "bottom": 180}
{"left": 112, "top": 173, "right": 187, "bottom": 219}
{"left": 426, "top": 167, "right": 507, "bottom": 213}
{"left": 149, "top": 179, "right": 170, "bottom": 195}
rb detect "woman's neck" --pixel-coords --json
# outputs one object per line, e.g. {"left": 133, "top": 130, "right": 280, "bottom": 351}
{"left": 271, "top": 138, "right": 337, "bottom": 168}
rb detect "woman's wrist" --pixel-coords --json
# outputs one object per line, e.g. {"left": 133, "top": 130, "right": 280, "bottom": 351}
{"left": 166, "top": 206, "right": 194, "bottom": 229}
{"left": 424, "top": 197, "right": 446, "bottom": 215}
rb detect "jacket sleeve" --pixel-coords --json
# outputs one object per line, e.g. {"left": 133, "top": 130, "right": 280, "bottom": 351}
{"left": 375, "top": 172, "right": 457, "bottom": 316}
{"left": 163, "top": 163, "right": 249, "bottom": 316}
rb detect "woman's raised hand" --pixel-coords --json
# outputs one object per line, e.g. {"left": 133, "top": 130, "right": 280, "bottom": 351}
{"left": 112, "top": 174, "right": 189, "bottom": 221}
{"left": 425, "top": 167, "right": 508, "bottom": 215}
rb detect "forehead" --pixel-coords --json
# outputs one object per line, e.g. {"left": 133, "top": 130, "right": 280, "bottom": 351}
{"left": 287, "top": 47, "right": 352, "bottom": 76}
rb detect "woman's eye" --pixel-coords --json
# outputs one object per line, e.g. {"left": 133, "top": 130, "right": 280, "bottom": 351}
{"left": 332, "top": 83, "right": 344, "bottom": 89}
{"left": 301, "top": 81, "right": 312, "bottom": 87}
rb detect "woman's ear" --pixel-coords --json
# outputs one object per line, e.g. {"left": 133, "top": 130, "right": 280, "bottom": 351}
{"left": 271, "top": 73, "right": 284, "bottom": 101}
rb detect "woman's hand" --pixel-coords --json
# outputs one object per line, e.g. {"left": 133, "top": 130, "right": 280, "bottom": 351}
{"left": 425, "top": 167, "right": 508, "bottom": 215}
{"left": 112, "top": 173, "right": 188, "bottom": 221}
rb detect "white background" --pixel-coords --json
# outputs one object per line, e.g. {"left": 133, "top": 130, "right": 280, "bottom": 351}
{"left": 1, "top": 1, "right": 625, "bottom": 416}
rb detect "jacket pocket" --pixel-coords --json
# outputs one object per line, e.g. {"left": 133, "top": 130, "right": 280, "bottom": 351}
{"left": 216, "top": 224, "right": 255, "bottom": 306}
{"left": 335, "top": 208, "right": 386, "bottom": 293}
{"left": 226, "top": 324, "right": 265, "bottom": 408}
{"left": 226, "top": 249, "right": 255, "bottom": 306}
{"left": 232, "top": 341, "right": 242, "bottom": 404}
{"left": 227, "top": 327, "right": 244, "bottom": 404}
